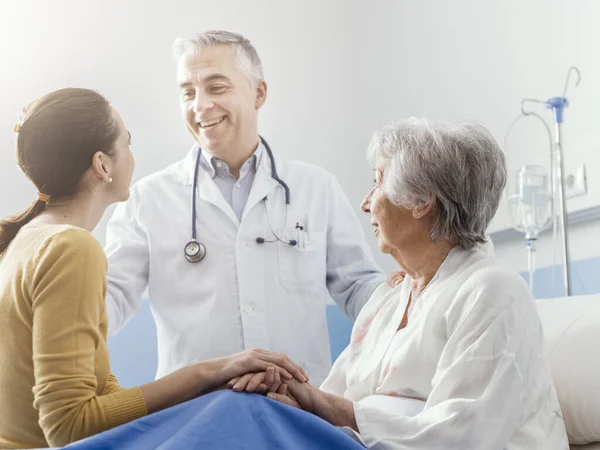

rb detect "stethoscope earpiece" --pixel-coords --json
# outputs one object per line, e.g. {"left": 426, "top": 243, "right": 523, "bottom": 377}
{"left": 256, "top": 237, "right": 297, "bottom": 246}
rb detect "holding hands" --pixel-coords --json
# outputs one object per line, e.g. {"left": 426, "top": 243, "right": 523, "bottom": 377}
{"left": 226, "top": 365, "right": 318, "bottom": 414}
{"left": 228, "top": 366, "right": 289, "bottom": 396}
{"left": 225, "top": 356, "right": 358, "bottom": 431}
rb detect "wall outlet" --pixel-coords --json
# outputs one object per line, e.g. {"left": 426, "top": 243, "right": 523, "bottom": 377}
{"left": 565, "top": 164, "right": 587, "bottom": 199}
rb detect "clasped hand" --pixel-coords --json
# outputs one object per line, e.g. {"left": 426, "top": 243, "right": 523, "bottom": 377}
{"left": 227, "top": 366, "right": 317, "bottom": 413}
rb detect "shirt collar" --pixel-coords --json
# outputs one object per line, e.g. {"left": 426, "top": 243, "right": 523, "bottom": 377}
{"left": 199, "top": 140, "right": 264, "bottom": 179}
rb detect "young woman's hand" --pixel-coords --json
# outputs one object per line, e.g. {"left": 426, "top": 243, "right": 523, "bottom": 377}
{"left": 208, "top": 348, "right": 307, "bottom": 390}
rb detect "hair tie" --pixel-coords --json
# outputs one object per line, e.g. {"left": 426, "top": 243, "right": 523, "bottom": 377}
{"left": 37, "top": 192, "right": 51, "bottom": 204}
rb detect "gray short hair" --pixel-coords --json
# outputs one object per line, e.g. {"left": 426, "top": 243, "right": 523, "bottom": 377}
{"left": 172, "top": 30, "right": 264, "bottom": 85}
{"left": 367, "top": 118, "right": 507, "bottom": 249}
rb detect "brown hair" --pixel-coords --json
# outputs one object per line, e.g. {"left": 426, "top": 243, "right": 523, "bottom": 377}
{"left": 0, "top": 88, "right": 120, "bottom": 255}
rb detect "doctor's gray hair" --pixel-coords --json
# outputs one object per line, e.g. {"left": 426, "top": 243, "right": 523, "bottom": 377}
{"left": 367, "top": 118, "right": 507, "bottom": 249}
{"left": 172, "top": 30, "right": 264, "bottom": 85}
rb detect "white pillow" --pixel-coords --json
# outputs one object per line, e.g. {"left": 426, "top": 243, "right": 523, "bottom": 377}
{"left": 537, "top": 294, "right": 600, "bottom": 445}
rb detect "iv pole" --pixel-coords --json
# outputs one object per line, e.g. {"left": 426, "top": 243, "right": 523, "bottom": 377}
{"left": 520, "top": 66, "right": 581, "bottom": 297}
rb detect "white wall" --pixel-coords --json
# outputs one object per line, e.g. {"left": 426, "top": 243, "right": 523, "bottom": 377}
{"left": 348, "top": 0, "right": 600, "bottom": 273}
{"left": 0, "top": 0, "right": 361, "bottom": 237}
{"left": 1, "top": 0, "right": 599, "bottom": 275}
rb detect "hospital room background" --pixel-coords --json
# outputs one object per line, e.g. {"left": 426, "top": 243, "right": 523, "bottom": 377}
{"left": 1, "top": 0, "right": 599, "bottom": 388}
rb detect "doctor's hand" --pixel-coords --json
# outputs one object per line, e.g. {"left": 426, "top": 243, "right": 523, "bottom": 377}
{"left": 388, "top": 271, "right": 406, "bottom": 287}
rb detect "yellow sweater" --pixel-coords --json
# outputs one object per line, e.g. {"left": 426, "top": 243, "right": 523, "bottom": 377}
{"left": 0, "top": 224, "right": 147, "bottom": 449}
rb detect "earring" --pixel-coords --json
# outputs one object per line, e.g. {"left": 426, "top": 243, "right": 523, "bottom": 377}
{"left": 107, "top": 177, "right": 113, "bottom": 184}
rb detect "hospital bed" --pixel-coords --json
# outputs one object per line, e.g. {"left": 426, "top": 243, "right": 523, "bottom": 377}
{"left": 538, "top": 294, "right": 600, "bottom": 449}
{"left": 16, "top": 294, "right": 600, "bottom": 449}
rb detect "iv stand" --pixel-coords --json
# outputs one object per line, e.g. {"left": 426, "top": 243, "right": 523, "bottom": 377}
{"left": 521, "top": 66, "right": 581, "bottom": 297}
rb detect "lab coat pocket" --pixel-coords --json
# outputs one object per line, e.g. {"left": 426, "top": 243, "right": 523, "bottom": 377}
{"left": 277, "top": 231, "right": 326, "bottom": 295}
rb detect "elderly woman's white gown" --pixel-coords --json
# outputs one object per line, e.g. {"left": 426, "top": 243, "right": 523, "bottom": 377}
{"left": 320, "top": 241, "right": 568, "bottom": 449}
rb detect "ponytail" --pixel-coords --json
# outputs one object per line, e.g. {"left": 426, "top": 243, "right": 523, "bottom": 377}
{"left": 0, "top": 199, "right": 47, "bottom": 255}
{"left": 3, "top": 87, "right": 120, "bottom": 257}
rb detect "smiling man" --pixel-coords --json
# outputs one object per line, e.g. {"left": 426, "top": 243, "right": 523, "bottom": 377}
{"left": 103, "top": 30, "right": 387, "bottom": 387}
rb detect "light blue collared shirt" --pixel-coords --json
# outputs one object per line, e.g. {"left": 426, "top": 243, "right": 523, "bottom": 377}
{"left": 200, "top": 143, "right": 264, "bottom": 220}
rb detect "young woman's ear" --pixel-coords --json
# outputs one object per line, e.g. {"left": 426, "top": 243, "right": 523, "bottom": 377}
{"left": 91, "top": 152, "right": 113, "bottom": 183}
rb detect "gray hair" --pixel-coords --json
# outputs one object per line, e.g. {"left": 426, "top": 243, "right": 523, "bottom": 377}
{"left": 172, "top": 30, "right": 264, "bottom": 85}
{"left": 367, "top": 118, "right": 507, "bottom": 249}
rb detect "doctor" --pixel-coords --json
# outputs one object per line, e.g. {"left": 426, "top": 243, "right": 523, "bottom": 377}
{"left": 105, "top": 30, "right": 387, "bottom": 386}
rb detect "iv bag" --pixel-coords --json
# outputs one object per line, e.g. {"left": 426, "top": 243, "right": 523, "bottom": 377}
{"left": 508, "top": 165, "right": 551, "bottom": 239}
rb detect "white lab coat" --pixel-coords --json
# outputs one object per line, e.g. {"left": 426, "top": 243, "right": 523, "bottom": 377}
{"left": 104, "top": 144, "right": 385, "bottom": 385}
{"left": 321, "top": 242, "right": 569, "bottom": 450}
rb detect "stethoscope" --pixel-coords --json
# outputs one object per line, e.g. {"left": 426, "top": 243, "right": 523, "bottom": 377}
{"left": 184, "top": 136, "right": 298, "bottom": 263}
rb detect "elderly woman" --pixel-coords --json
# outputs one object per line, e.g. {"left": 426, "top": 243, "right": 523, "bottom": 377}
{"left": 237, "top": 118, "right": 569, "bottom": 449}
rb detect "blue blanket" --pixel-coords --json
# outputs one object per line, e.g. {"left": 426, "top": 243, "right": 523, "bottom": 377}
{"left": 64, "top": 390, "right": 365, "bottom": 449}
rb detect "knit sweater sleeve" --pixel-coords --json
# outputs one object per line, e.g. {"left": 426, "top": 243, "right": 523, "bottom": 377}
{"left": 30, "top": 228, "right": 147, "bottom": 447}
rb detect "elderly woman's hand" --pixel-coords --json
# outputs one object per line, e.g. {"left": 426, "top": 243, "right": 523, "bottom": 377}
{"left": 269, "top": 379, "right": 359, "bottom": 431}
{"left": 266, "top": 378, "right": 318, "bottom": 413}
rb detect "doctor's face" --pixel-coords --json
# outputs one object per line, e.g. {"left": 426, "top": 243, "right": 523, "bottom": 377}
{"left": 177, "top": 45, "right": 267, "bottom": 156}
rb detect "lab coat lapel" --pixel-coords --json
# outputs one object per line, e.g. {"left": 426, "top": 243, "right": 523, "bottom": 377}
{"left": 242, "top": 154, "right": 279, "bottom": 221}
{"left": 196, "top": 174, "right": 240, "bottom": 228}
{"left": 175, "top": 145, "right": 239, "bottom": 226}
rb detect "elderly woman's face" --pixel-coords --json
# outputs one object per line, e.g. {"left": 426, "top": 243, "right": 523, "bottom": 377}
{"left": 361, "top": 165, "right": 417, "bottom": 256}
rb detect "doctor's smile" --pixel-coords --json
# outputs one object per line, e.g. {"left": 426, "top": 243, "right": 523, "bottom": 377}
{"left": 198, "top": 115, "right": 226, "bottom": 129}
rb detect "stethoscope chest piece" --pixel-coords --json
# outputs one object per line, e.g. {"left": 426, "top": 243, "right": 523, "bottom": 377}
{"left": 184, "top": 239, "right": 207, "bottom": 263}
